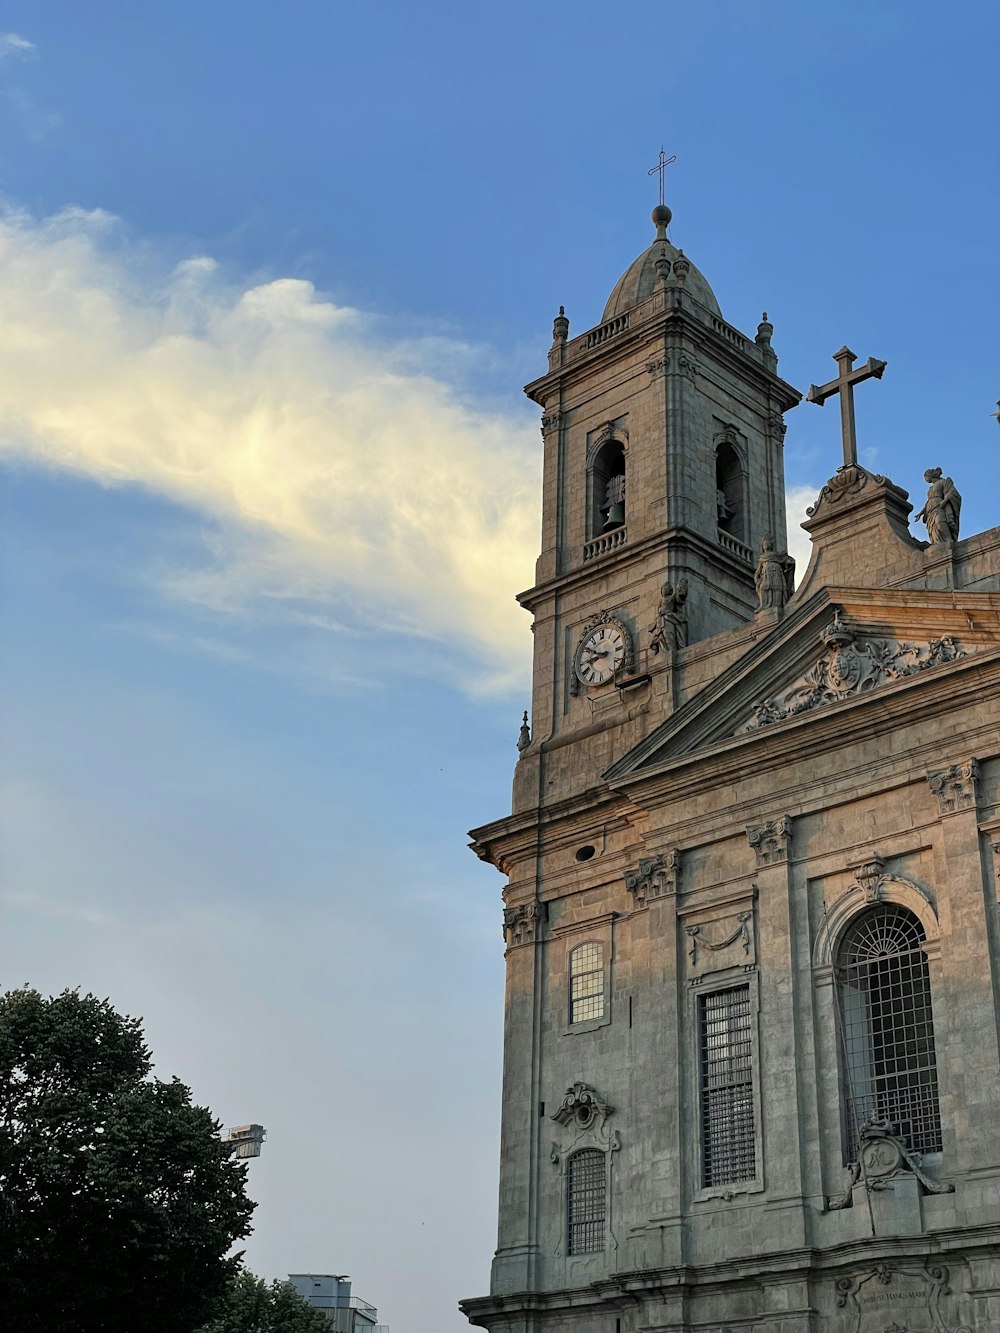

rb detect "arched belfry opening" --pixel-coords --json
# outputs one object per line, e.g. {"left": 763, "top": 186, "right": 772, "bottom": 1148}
{"left": 590, "top": 438, "right": 626, "bottom": 537}
{"left": 715, "top": 435, "right": 748, "bottom": 545}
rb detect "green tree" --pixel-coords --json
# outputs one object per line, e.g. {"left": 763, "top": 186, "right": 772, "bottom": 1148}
{"left": 0, "top": 986, "right": 255, "bottom": 1333}
{"left": 198, "top": 1270, "right": 332, "bottom": 1333}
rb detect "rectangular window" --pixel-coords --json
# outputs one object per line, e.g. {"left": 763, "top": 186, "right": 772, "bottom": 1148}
{"left": 699, "top": 984, "right": 755, "bottom": 1187}
{"left": 567, "top": 1148, "right": 605, "bottom": 1253}
{"left": 570, "top": 942, "right": 604, "bottom": 1024}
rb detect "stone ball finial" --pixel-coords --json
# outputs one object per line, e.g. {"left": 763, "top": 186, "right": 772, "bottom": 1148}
{"left": 552, "top": 305, "right": 569, "bottom": 343}
{"left": 651, "top": 203, "right": 672, "bottom": 239}
{"left": 756, "top": 311, "right": 774, "bottom": 347}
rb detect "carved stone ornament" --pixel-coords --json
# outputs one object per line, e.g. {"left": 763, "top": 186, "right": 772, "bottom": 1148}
{"left": 585, "top": 419, "right": 628, "bottom": 465}
{"left": 806, "top": 463, "right": 886, "bottom": 517}
{"left": 832, "top": 1262, "right": 971, "bottom": 1333}
{"left": 741, "top": 610, "right": 965, "bottom": 732}
{"left": 827, "top": 1122, "right": 954, "bottom": 1212}
{"left": 677, "top": 352, "right": 700, "bottom": 381}
{"left": 515, "top": 709, "right": 531, "bottom": 753}
{"left": 502, "top": 901, "right": 544, "bottom": 948}
{"left": 625, "top": 849, "right": 680, "bottom": 906}
{"left": 926, "top": 759, "right": 979, "bottom": 815}
{"left": 551, "top": 1081, "right": 610, "bottom": 1131}
{"left": 645, "top": 356, "right": 669, "bottom": 377}
{"left": 746, "top": 816, "right": 792, "bottom": 867}
{"left": 853, "top": 853, "right": 889, "bottom": 903}
{"left": 686, "top": 910, "right": 754, "bottom": 973}
{"left": 540, "top": 410, "right": 563, "bottom": 435}
{"left": 767, "top": 411, "right": 787, "bottom": 441}
{"left": 715, "top": 422, "right": 741, "bottom": 448}
{"left": 549, "top": 1082, "right": 621, "bottom": 1255}
{"left": 549, "top": 1082, "right": 620, "bottom": 1156}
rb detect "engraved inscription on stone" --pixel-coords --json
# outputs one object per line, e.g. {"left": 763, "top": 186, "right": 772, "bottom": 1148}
{"left": 827, "top": 1263, "right": 971, "bottom": 1333}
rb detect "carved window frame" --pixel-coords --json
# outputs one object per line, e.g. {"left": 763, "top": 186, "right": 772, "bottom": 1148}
{"left": 552, "top": 916, "right": 614, "bottom": 1035}
{"left": 834, "top": 906, "right": 943, "bottom": 1167}
{"left": 549, "top": 1081, "right": 620, "bottom": 1262}
{"left": 568, "top": 941, "right": 605, "bottom": 1025}
{"left": 812, "top": 864, "right": 943, "bottom": 1170}
{"left": 689, "top": 968, "right": 764, "bottom": 1203}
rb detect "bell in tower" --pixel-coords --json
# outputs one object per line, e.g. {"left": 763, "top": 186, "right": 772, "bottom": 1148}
{"left": 517, "top": 188, "right": 802, "bottom": 773}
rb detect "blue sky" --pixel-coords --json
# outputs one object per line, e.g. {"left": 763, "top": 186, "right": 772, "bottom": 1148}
{"left": 1, "top": 4, "right": 997, "bottom": 1329}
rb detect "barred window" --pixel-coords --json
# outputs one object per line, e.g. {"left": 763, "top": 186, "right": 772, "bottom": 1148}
{"left": 567, "top": 1148, "right": 605, "bottom": 1254}
{"left": 569, "top": 942, "right": 604, "bottom": 1024}
{"left": 836, "top": 905, "right": 942, "bottom": 1162}
{"left": 699, "top": 984, "right": 756, "bottom": 1187}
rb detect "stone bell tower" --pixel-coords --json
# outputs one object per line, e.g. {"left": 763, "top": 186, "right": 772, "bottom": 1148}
{"left": 514, "top": 200, "right": 801, "bottom": 811}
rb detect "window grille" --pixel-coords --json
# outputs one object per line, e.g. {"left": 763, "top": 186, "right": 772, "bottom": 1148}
{"left": 699, "top": 984, "right": 755, "bottom": 1186}
{"left": 569, "top": 941, "right": 604, "bottom": 1024}
{"left": 836, "top": 905, "right": 942, "bottom": 1162}
{"left": 567, "top": 1148, "right": 605, "bottom": 1253}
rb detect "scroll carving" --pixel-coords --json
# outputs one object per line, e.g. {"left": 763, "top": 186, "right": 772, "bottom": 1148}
{"left": 625, "top": 849, "right": 680, "bottom": 906}
{"left": 927, "top": 759, "right": 979, "bottom": 815}
{"left": 746, "top": 816, "right": 791, "bottom": 867}
{"left": 827, "top": 1122, "right": 953, "bottom": 1212}
{"left": 741, "top": 610, "right": 965, "bottom": 732}
{"left": 832, "top": 1262, "right": 971, "bottom": 1333}
{"left": 503, "top": 901, "right": 544, "bottom": 948}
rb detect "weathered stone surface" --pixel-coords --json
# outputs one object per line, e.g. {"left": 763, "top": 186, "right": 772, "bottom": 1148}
{"left": 461, "top": 208, "right": 1000, "bottom": 1333}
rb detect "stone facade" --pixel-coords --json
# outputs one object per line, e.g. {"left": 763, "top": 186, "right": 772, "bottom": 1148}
{"left": 460, "top": 207, "right": 1000, "bottom": 1333}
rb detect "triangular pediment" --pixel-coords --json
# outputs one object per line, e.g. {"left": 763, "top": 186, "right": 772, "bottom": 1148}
{"left": 604, "top": 587, "right": 1000, "bottom": 783}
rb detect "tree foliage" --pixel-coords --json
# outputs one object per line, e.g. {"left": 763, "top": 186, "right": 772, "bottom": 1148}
{"left": 0, "top": 986, "right": 255, "bottom": 1333}
{"left": 197, "top": 1270, "right": 332, "bottom": 1333}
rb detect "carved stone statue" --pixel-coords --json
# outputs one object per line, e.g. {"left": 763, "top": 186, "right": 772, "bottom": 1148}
{"left": 754, "top": 534, "right": 795, "bottom": 610}
{"left": 915, "top": 467, "right": 961, "bottom": 544}
{"left": 649, "top": 578, "right": 688, "bottom": 654}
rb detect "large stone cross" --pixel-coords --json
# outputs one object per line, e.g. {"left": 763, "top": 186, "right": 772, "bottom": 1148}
{"left": 807, "top": 346, "right": 887, "bottom": 468}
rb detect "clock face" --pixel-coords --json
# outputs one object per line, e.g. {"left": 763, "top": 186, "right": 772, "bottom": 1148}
{"left": 575, "top": 624, "right": 627, "bottom": 687}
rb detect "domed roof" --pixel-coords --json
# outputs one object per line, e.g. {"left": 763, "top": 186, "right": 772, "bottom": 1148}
{"left": 602, "top": 208, "right": 722, "bottom": 322}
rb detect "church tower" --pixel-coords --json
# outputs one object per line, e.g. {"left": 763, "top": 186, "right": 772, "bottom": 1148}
{"left": 462, "top": 188, "right": 1000, "bottom": 1333}
{"left": 515, "top": 201, "right": 799, "bottom": 816}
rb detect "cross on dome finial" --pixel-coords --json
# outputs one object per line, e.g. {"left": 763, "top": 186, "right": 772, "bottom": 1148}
{"left": 647, "top": 147, "right": 677, "bottom": 206}
{"left": 648, "top": 148, "right": 677, "bottom": 240}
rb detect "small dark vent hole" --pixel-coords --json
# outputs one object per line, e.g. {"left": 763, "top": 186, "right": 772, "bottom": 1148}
{"left": 575, "top": 845, "right": 596, "bottom": 862}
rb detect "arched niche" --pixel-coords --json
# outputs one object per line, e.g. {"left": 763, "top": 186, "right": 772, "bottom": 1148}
{"left": 587, "top": 433, "right": 627, "bottom": 538}
{"left": 714, "top": 431, "right": 748, "bottom": 544}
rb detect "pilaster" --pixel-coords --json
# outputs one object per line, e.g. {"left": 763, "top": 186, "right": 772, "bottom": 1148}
{"left": 746, "top": 813, "right": 808, "bottom": 1247}
{"left": 926, "top": 758, "right": 1000, "bottom": 1177}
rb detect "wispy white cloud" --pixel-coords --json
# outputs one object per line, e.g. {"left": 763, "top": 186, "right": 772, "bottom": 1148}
{"left": 0, "top": 205, "right": 822, "bottom": 690}
{"left": 0, "top": 32, "right": 35, "bottom": 59}
{"left": 0, "top": 206, "right": 541, "bottom": 691}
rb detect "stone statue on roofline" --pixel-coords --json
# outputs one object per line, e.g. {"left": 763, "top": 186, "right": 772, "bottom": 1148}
{"left": 754, "top": 534, "right": 795, "bottom": 611}
{"left": 915, "top": 467, "right": 962, "bottom": 544}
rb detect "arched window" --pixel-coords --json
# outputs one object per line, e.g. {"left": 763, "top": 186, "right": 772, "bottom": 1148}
{"left": 715, "top": 441, "right": 746, "bottom": 543}
{"left": 569, "top": 942, "right": 604, "bottom": 1024}
{"left": 566, "top": 1148, "right": 605, "bottom": 1254}
{"left": 835, "top": 905, "right": 942, "bottom": 1163}
{"left": 590, "top": 440, "right": 626, "bottom": 537}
